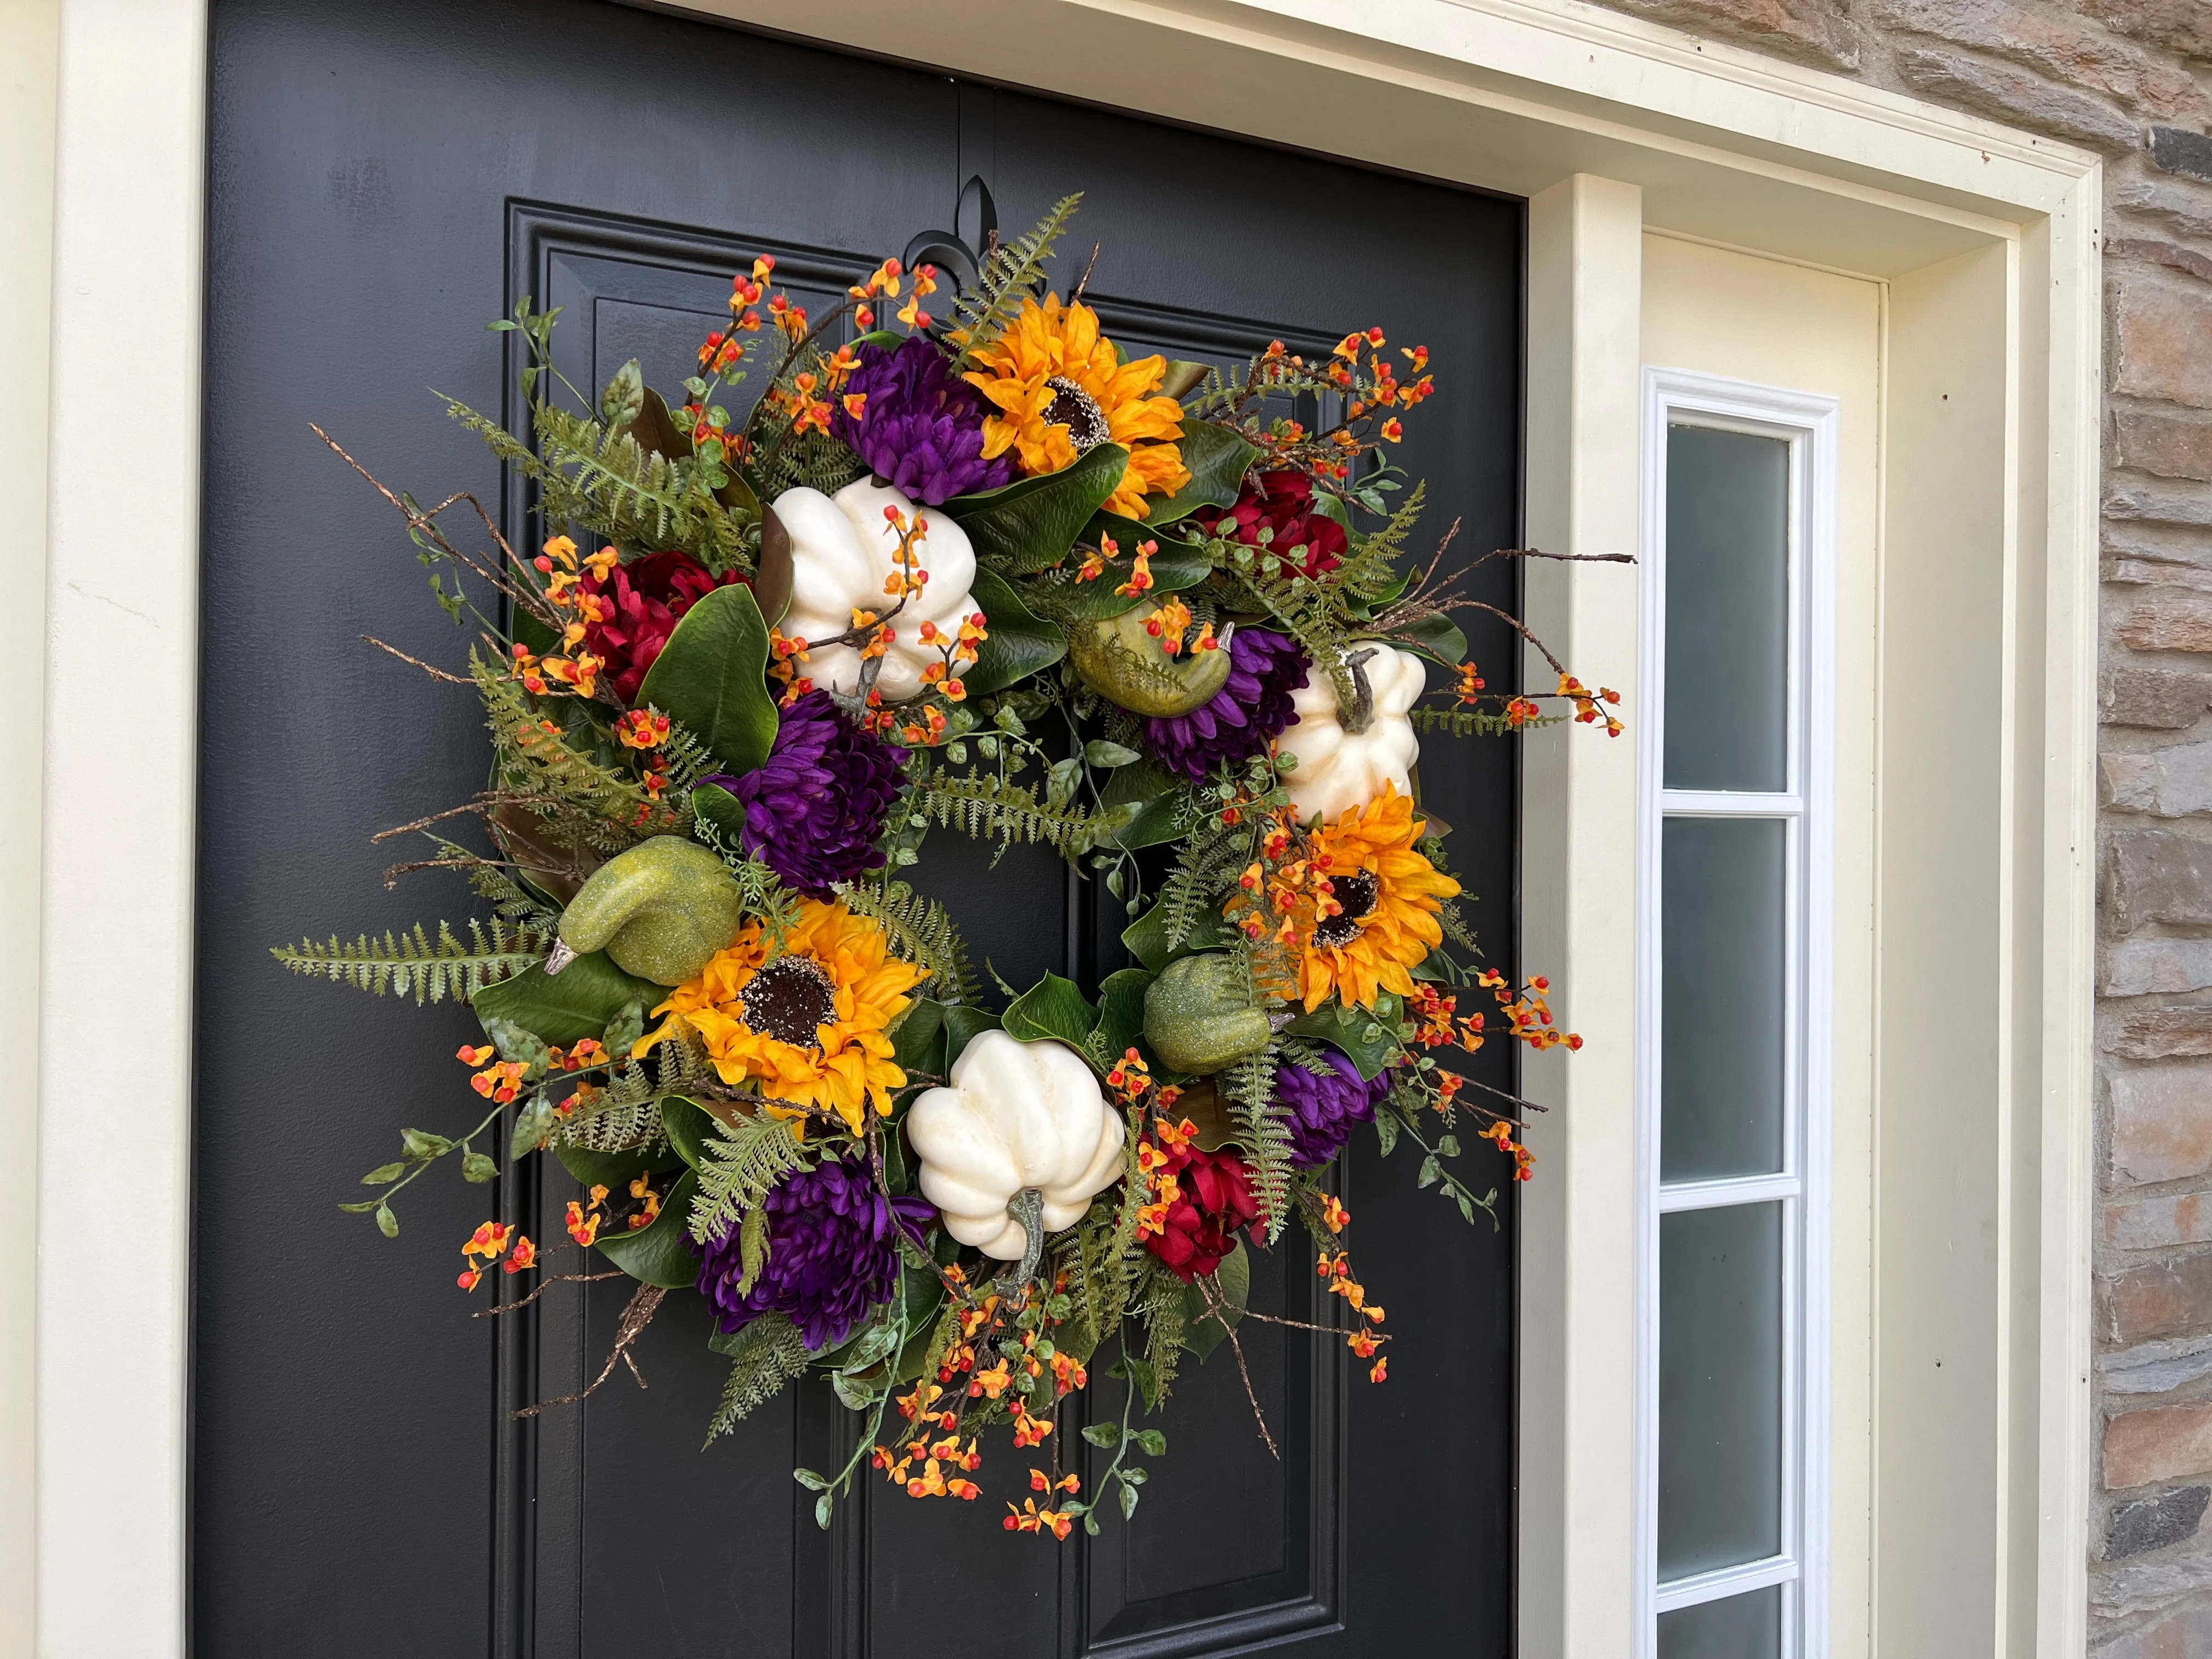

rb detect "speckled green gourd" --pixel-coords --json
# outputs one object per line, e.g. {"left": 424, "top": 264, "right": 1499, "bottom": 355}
{"left": 1066, "top": 606, "right": 1233, "bottom": 717}
{"left": 556, "top": 836, "right": 747, "bottom": 985}
{"left": 1142, "top": 952, "right": 1273, "bottom": 1075}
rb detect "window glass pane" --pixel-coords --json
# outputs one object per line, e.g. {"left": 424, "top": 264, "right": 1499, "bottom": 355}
{"left": 1659, "top": 1203, "right": 1785, "bottom": 1578}
{"left": 1661, "top": 817, "right": 1787, "bottom": 1181}
{"left": 1664, "top": 424, "right": 1790, "bottom": 792}
{"left": 1657, "top": 1587, "right": 1782, "bottom": 1659}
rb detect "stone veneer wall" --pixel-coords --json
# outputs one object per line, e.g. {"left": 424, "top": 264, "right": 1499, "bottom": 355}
{"left": 1565, "top": 0, "right": 2212, "bottom": 1648}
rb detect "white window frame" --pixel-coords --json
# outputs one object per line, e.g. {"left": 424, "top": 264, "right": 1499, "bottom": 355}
{"left": 1634, "top": 367, "right": 1839, "bottom": 1658}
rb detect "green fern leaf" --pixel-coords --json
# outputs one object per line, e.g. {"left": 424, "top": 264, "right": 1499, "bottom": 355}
{"left": 270, "top": 917, "right": 550, "bottom": 1006}
{"left": 946, "top": 195, "right": 1083, "bottom": 373}
{"left": 704, "top": 1312, "right": 809, "bottom": 1442}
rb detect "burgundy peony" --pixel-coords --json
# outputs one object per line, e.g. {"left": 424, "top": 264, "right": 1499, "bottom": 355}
{"left": 580, "top": 549, "right": 746, "bottom": 704}
{"left": 1144, "top": 625, "right": 1308, "bottom": 783}
{"left": 696, "top": 1152, "right": 934, "bottom": 1352}
{"left": 1275, "top": 1046, "right": 1392, "bottom": 1169}
{"left": 1143, "top": 1145, "right": 1264, "bottom": 1282}
{"left": 830, "top": 334, "right": 1014, "bottom": 505}
{"left": 706, "top": 690, "right": 906, "bottom": 898}
{"left": 1190, "top": 470, "right": 1349, "bottom": 581}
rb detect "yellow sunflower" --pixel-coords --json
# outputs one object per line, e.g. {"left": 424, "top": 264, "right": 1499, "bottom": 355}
{"left": 633, "top": 898, "right": 924, "bottom": 1134}
{"left": 961, "top": 294, "right": 1190, "bottom": 518}
{"left": 1293, "top": 783, "right": 1460, "bottom": 1012}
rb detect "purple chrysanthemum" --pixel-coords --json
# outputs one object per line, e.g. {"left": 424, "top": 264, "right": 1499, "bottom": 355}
{"left": 696, "top": 1153, "right": 934, "bottom": 1352}
{"left": 709, "top": 690, "right": 905, "bottom": 899}
{"left": 1145, "top": 625, "right": 1310, "bottom": 782}
{"left": 829, "top": 335, "right": 1014, "bottom": 505}
{"left": 1276, "top": 1046, "right": 1393, "bottom": 1169}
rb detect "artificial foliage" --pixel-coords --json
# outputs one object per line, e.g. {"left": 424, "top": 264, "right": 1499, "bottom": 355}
{"left": 283, "top": 196, "right": 1624, "bottom": 1545}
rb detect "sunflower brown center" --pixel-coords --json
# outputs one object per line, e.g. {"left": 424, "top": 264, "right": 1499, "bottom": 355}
{"left": 738, "top": 956, "right": 837, "bottom": 1048}
{"left": 1043, "top": 376, "right": 1110, "bottom": 453}
{"left": 1313, "top": 869, "right": 1380, "bottom": 949}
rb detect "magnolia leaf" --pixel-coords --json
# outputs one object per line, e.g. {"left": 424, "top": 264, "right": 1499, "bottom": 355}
{"left": 1282, "top": 992, "right": 1402, "bottom": 1080}
{"left": 945, "top": 443, "right": 1128, "bottom": 574}
{"left": 1109, "top": 793, "right": 1189, "bottom": 851}
{"left": 1390, "top": 611, "right": 1468, "bottom": 669}
{"left": 659, "top": 1097, "right": 716, "bottom": 1172}
{"left": 1144, "top": 421, "right": 1260, "bottom": 526}
{"left": 634, "top": 584, "right": 778, "bottom": 776}
{"left": 1002, "top": 973, "right": 1097, "bottom": 1051}
{"left": 943, "top": 1003, "right": 1002, "bottom": 1065}
{"left": 591, "top": 1169, "right": 700, "bottom": 1288}
{"left": 1090, "top": 968, "right": 1155, "bottom": 1066}
{"left": 473, "top": 951, "right": 662, "bottom": 1048}
{"left": 963, "top": 568, "right": 1066, "bottom": 696}
{"left": 1121, "top": 896, "right": 1230, "bottom": 973}
{"left": 553, "top": 1134, "right": 682, "bottom": 1191}
{"left": 891, "top": 995, "right": 947, "bottom": 1076}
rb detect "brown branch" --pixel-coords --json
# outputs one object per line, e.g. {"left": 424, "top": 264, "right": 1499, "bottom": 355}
{"left": 472, "top": 1268, "right": 629, "bottom": 1316}
{"left": 361, "top": 635, "right": 473, "bottom": 684}
{"left": 1198, "top": 1278, "right": 1279, "bottom": 1461}
{"left": 1472, "top": 545, "right": 1636, "bottom": 567}
{"left": 511, "top": 1281, "right": 667, "bottom": 1418}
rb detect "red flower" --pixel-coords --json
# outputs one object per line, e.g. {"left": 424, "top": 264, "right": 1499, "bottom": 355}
{"left": 579, "top": 550, "right": 745, "bottom": 704}
{"left": 1143, "top": 1145, "right": 1263, "bottom": 1282}
{"left": 1191, "top": 471, "right": 1348, "bottom": 582}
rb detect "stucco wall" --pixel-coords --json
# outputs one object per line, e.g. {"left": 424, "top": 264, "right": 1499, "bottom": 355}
{"left": 1571, "top": 0, "right": 2210, "bottom": 1649}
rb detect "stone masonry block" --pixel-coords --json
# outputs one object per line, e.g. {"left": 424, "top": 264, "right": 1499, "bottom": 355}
{"left": 2115, "top": 406, "right": 2212, "bottom": 483}
{"left": 2152, "top": 127, "right": 2212, "bottom": 184}
{"left": 2111, "top": 1063, "right": 2212, "bottom": 1186}
{"left": 2104, "top": 742, "right": 2212, "bottom": 815}
{"left": 1592, "top": 0, "right": 1858, "bottom": 68}
{"left": 2111, "top": 1194, "right": 2212, "bottom": 1250}
{"left": 2108, "top": 832, "right": 2212, "bottom": 930}
{"left": 2111, "top": 1008, "right": 2212, "bottom": 1059}
{"left": 1895, "top": 45, "right": 2141, "bottom": 150}
{"left": 2106, "top": 669, "right": 2212, "bottom": 729}
{"left": 2092, "top": 1599, "right": 2212, "bottom": 1659}
{"left": 2107, "top": 936, "right": 2212, "bottom": 996}
{"left": 2114, "top": 178, "right": 2212, "bottom": 243}
{"left": 2111, "top": 1251, "right": 2212, "bottom": 1341}
{"left": 2120, "top": 590, "right": 2212, "bottom": 653}
{"left": 2109, "top": 1485, "right": 2211, "bottom": 1559}
{"left": 2117, "top": 278, "right": 2212, "bottom": 410}
{"left": 2103, "top": 1, "right": 2212, "bottom": 64}
{"left": 1868, "top": 0, "right": 2209, "bottom": 120}
{"left": 2107, "top": 485, "right": 2212, "bottom": 530}
{"left": 2107, "top": 1401, "right": 2212, "bottom": 1488}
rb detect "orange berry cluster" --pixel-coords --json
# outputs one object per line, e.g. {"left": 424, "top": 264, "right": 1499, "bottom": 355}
{"left": 1317, "top": 1245, "right": 1391, "bottom": 1383}
{"left": 510, "top": 534, "right": 616, "bottom": 699}
{"left": 455, "top": 1220, "right": 535, "bottom": 1291}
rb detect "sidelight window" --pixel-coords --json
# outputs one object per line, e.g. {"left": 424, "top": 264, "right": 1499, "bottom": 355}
{"left": 1637, "top": 369, "right": 1837, "bottom": 1658}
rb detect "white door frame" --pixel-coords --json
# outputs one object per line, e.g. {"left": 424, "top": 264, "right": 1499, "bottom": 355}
{"left": 23, "top": 0, "right": 2100, "bottom": 1653}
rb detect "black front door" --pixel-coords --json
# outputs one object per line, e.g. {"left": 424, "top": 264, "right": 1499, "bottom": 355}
{"left": 196, "top": 3, "right": 1524, "bottom": 1653}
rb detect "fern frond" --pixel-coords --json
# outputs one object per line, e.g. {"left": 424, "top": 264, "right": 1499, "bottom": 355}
{"left": 1158, "top": 819, "right": 1249, "bottom": 949}
{"left": 704, "top": 1313, "right": 809, "bottom": 1443}
{"left": 946, "top": 195, "right": 1082, "bottom": 372}
{"left": 431, "top": 835, "right": 563, "bottom": 930}
{"left": 1335, "top": 480, "right": 1424, "bottom": 604}
{"left": 658, "top": 718, "right": 718, "bottom": 798}
{"left": 1138, "top": 1263, "right": 1186, "bottom": 1401}
{"left": 834, "top": 877, "right": 982, "bottom": 1006}
{"left": 1223, "top": 1047, "right": 1293, "bottom": 1242}
{"left": 473, "top": 651, "right": 672, "bottom": 850}
{"left": 911, "top": 769, "right": 1121, "bottom": 864}
{"left": 270, "top": 917, "right": 550, "bottom": 1006}
{"left": 1408, "top": 706, "right": 1527, "bottom": 738}
{"left": 689, "top": 1110, "right": 814, "bottom": 1247}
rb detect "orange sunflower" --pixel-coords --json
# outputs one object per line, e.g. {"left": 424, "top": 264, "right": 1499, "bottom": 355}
{"left": 961, "top": 295, "right": 1190, "bottom": 518}
{"left": 1291, "top": 783, "right": 1460, "bottom": 1012}
{"left": 633, "top": 898, "right": 924, "bottom": 1133}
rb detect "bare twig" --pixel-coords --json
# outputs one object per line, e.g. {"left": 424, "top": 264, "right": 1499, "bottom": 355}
{"left": 1199, "top": 1277, "right": 1279, "bottom": 1461}
{"left": 512, "top": 1281, "right": 667, "bottom": 1418}
{"left": 1472, "top": 545, "right": 1637, "bottom": 568}
{"left": 362, "top": 635, "right": 473, "bottom": 684}
{"left": 472, "top": 1268, "right": 629, "bottom": 1316}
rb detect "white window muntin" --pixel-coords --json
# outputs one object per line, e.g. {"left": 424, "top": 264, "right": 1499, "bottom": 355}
{"left": 1635, "top": 366, "right": 1839, "bottom": 1658}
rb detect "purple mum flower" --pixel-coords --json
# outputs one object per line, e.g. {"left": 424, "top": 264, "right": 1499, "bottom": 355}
{"left": 696, "top": 1152, "right": 934, "bottom": 1352}
{"left": 1276, "top": 1046, "right": 1393, "bottom": 1169}
{"left": 829, "top": 335, "right": 1014, "bottom": 505}
{"left": 708, "top": 690, "right": 905, "bottom": 899}
{"left": 1146, "top": 625, "right": 1309, "bottom": 782}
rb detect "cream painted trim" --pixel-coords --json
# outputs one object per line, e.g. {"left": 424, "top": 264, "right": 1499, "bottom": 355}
{"left": 27, "top": 0, "right": 2098, "bottom": 1652}
{"left": 38, "top": 1, "right": 207, "bottom": 1655}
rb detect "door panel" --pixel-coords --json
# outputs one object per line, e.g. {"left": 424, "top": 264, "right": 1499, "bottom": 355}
{"left": 199, "top": 3, "right": 1522, "bottom": 1654}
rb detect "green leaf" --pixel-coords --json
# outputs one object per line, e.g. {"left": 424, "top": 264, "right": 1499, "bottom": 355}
{"left": 943, "top": 1004, "right": 1001, "bottom": 1065}
{"left": 1121, "top": 896, "right": 1229, "bottom": 973}
{"left": 659, "top": 1096, "right": 716, "bottom": 1171}
{"left": 1282, "top": 992, "right": 1402, "bottom": 1081}
{"left": 1120, "top": 1483, "right": 1141, "bottom": 1521}
{"left": 792, "top": 1467, "right": 831, "bottom": 1491}
{"left": 1002, "top": 973, "right": 1098, "bottom": 1051}
{"left": 462, "top": 1152, "right": 499, "bottom": 1184}
{"left": 945, "top": 443, "right": 1128, "bottom": 574}
{"left": 554, "top": 1135, "right": 683, "bottom": 1190}
{"left": 1389, "top": 612, "right": 1466, "bottom": 668}
{"left": 1109, "top": 793, "right": 1189, "bottom": 851}
{"left": 1054, "top": 535, "right": 1211, "bottom": 617}
{"left": 963, "top": 568, "right": 1066, "bottom": 697}
{"left": 815, "top": 1493, "right": 834, "bottom": 1531}
{"left": 375, "top": 1203, "right": 399, "bottom": 1239}
{"left": 1081, "top": 1423, "right": 1122, "bottom": 1448}
{"left": 599, "top": 358, "right": 646, "bottom": 429}
{"left": 1417, "top": 1155, "right": 1441, "bottom": 1190}
{"left": 592, "top": 1169, "right": 699, "bottom": 1288}
{"left": 1084, "top": 740, "right": 1141, "bottom": 768}
{"left": 337, "top": 1200, "right": 381, "bottom": 1214}
{"left": 1090, "top": 968, "right": 1155, "bottom": 1065}
{"left": 510, "top": 1096, "right": 558, "bottom": 1161}
{"left": 473, "top": 951, "right": 664, "bottom": 1048}
{"left": 1144, "top": 421, "right": 1260, "bottom": 526}
{"left": 1374, "top": 1108, "right": 1401, "bottom": 1156}
{"left": 362, "top": 1163, "right": 406, "bottom": 1185}
{"left": 691, "top": 781, "right": 749, "bottom": 847}
{"left": 634, "top": 584, "right": 779, "bottom": 775}
{"left": 1132, "top": 1427, "right": 1169, "bottom": 1456}
{"left": 891, "top": 996, "right": 947, "bottom": 1076}
{"left": 1098, "top": 756, "right": 1180, "bottom": 810}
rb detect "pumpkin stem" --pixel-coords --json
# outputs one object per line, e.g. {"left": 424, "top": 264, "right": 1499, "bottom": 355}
{"left": 1340, "top": 646, "right": 1379, "bottom": 735}
{"left": 544, "top": 939, "right": 579, "bottom": 977}
{"left": 995, "top": 1187, "right": 1047, "bottom": 1294}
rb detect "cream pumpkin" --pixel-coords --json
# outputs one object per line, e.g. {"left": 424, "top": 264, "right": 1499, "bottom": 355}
{"left": 1275, "top": 642, "right": 1427, "bottom": 824}
{"left": 771, "top": 476, "right": 981, "bottom": 702}
{"left": 905, "top": 1030, "right": 1124, "bottom": 1261}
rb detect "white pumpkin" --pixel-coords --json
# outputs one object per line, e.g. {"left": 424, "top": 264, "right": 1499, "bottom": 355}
{"left": 1276, "top": 642, "right": 1426, "bottom": 824}
{"left": 771, "top": 476, "right": 982, "bottom": 702}
{"left": 906, "top": 1030, "right": 1125, "bottom": 1261}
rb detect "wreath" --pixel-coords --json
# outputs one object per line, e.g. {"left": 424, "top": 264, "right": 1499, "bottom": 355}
{"left": 277, "top": 194, "right": 1620, "bottom": 1541}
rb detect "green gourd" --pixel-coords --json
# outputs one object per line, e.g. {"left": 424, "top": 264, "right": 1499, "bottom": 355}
{"left": 1142, "top": 952, "right": 1274, "bottom": 1075}
{"left": 1066, "top": 606, "right": 1234, "bottom": 717}
{"left": 550, "top": 836, "right": 746, "bottom": 986}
